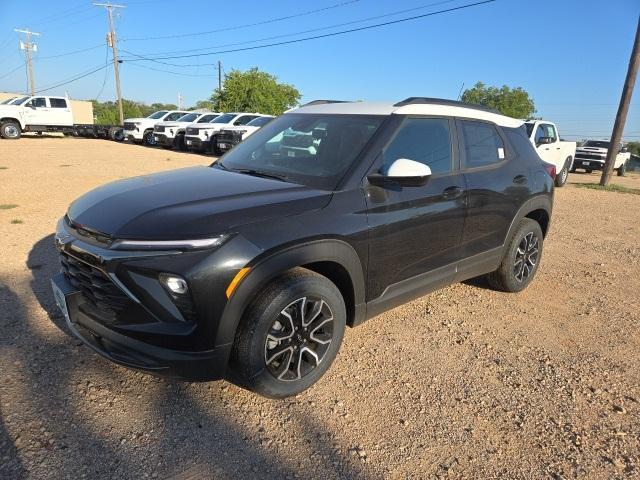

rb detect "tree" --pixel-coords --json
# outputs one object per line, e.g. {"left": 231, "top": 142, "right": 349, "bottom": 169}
{"left": 91, "top": 100, "right": 178, "bottom": 125}
{"left": 191, "top": 99, "right": 217, "bottom": 111}
{"left": 626, "top": 141, "right": 640, "bottom": 156}
{"left": 211, "top": 67, "right": 301, "bottom": 115}
{"left": 461, "top": 82, "right": 536, "bottom": 119}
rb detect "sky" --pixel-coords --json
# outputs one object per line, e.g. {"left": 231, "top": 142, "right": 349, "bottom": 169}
{"left": 0, "top": 0, "right": 638, "bottom": 141}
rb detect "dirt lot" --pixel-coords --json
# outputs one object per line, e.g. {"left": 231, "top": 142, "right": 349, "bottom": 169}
{"left": 1, "top": 137, "right": 639, "bottom": 479}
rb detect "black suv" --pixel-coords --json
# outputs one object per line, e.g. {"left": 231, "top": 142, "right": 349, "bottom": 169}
{"left": 52, "top": 98, "right": 554, "bottom": 398}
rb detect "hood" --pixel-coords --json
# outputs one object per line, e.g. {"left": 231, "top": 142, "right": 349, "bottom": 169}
{"left": 0, "top": 105, "right": 21, "bottom": 115}
{"left": 197, "top": 122, "right": 228, "bottom": 131}
{"left": 155, "top": 121, "right": 179, "bottom": 127}
{"left": 577, "top": 146, "right": 608, "bottom": 153}
{"left": 67, "top": 166, "right": 331, "bottom": 240}
{"left": 124, "top": 117, "right": 147, "bottom": 123}
{"left": 222, "top": 125, "right": 257, "bottom": 133}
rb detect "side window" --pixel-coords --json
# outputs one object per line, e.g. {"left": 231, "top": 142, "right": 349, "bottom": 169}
{"left": 165, "top": 112, "right": 184, "bottom": 121}
{"left": 234, "top": 115, "right": 255, "bottom": 126}
{"left": 28, "top": 97, "right": 47, "bottom": 108}
{"left": 382, "top": 118, "right": 452, "bottom": 175}
{"left": 460, "top": 120, "right": 505, "bottom": 168}
{"left": 544, "top": 124, "right": 557, "bottom": 141}
{"left": 50, "top": 98, "right": 67, "bottom": 108}
{"left": 534, "top": 125, "right": 546, "bottom": 144}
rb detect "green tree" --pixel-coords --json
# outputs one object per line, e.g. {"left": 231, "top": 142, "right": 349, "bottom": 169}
{"left": 626, "top": 141, "right": 640, "bottom": 156}
{"left": 91, "top": 100, "right": 179, "bottom": 125}
{"left": 461, "top": 82, "right": 536, "bottom": 119}
{"left": 211, "top": 67, "right": 301, "bottom": 115}
{"left": 191, "top": 99, "right": 217, "bottom": 111}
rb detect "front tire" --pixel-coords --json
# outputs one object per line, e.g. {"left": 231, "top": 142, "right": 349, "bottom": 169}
{"left": 142, "top": 130, "right": 156, "bottom": 147}
{"left": 229, "top": 268, "right": 346, "bottom": 399}
{"left": 0, "top": 121, "right": 21, "bottom": 139}
{"left": 487, "top": 218, "right": 544, "bottom": 293}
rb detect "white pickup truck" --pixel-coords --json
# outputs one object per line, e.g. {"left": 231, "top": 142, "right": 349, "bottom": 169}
{"left": 184, "top": 112, "right": 263, "bottom": 153}
{"left": 152, "top": 111, "right": 220, "bottom": 150}
{"left": 525, "top": 120, "right": 576, "bottom": 187}
{"left": 573, "top": 140, "right": 630, "bottom": 176}
{"left": 212, "top": 115, "right": 274, "bottom": 154}
{"left": 123, "top": 110, "right": 190, "bottom": 146}
{"left": 0, "top": 94, "right": 121, "bottom": 140}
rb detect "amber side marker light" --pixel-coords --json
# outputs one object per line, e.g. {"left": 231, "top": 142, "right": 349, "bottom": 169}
{"left": 226, "top": 267, "right": 251, "bottom": 298}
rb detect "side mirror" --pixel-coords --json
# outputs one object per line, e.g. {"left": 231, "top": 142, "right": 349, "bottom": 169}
{"left": 368, "top": 158, "right": 432, "bottom": 187}
{"left": 537, "top": 136, "right": 554, "bottom": 146}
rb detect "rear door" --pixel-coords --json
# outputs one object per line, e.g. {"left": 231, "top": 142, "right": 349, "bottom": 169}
{"left": 48, "top": 98, "right": 73, "bottom": 126}
{"left": 365, "top": 116, "right": 466, "bottom": 300}
{"left": 457, "top": 119, "right": 530, "bottom": 260}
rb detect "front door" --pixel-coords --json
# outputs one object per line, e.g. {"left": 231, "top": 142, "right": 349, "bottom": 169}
{"left": 365, "top": 117, "right": 466, "bottom": 301}
{"left": 24, "top": 97, "right": 55, "bottom": 126}
{"left": 533, "top": 122, "right": 559, "bottom": 165}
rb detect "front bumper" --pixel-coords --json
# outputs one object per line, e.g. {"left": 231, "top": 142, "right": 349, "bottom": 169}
{"left": 124, "top": 129, "right": 144, "bottom": 141}
{"left": 52, "top": 272, "right": 231, "bottom": 379}
{"left": 153, "top": 133, "right": 175, "bottom": 146}
{"left": 184, "top": 135, "right": 208, "bottom": 151}
{"left": 574, "top": 159, "right": 604, "bottom": 170}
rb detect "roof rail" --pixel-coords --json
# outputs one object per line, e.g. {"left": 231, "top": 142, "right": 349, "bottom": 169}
{"left": 301, "top": 99, "right": 351, "bottom": 107}
{"left": 394, "top": 97, "right": 500, "bottom": 114}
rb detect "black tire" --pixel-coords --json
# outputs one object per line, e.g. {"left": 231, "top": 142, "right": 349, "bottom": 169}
{"left": 0, "top": 121, "right": 21, "bottom": 139}
{"left": 555, "top": 158, "right": 571, "bottom": 187}
{"left": 487, "top": 218, "right": 544, "bottom": 293}
{"left": 211, "top": 143, "right": 222, "bottom": 156}
{"left": 162, "top": 144, "right": 173, "bottom": 150}
{"left": 585, "top": 169, "right": 593, "bottom": 174}
{"left": 142, "top": 130, "right": 156, "bottom": 147}
{"left": 617, "top": 163, "right": 626, "bottom": 177}
{"left": 229, "top": 268, "right": 346, "bottom": 399}
{"left": 570, "top": 165, "right": 577, "bottom": 173}
{"left": 112, "top": 128, "right": 124, "bottom": 142}
{"left": 175, "top": 133, "right": 186, "bottom": 151}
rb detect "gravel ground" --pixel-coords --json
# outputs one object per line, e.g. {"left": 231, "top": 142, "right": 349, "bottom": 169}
{"left": 1, "top": 137, "right": 639, "bottom": 479}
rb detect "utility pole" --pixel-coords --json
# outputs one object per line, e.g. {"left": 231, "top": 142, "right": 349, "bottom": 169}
{"left": 94, "top": 2, "right": 126, "bottom": 125}
{"left": 218, "top": 60, "right": 223, "bottom": 111}
{"left": 600, "top": 16, "right": 640, "bottom": 186}
{"left": 14, "top": 28, "right": 40, "bottom": 96}
{"left": 178, "top": 92, "right": 183, "bottom": 110}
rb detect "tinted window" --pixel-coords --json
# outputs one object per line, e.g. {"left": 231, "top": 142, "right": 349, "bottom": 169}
{"left": 29, "top": 97, "right": 47, "bottom": 108}
{"left": 148, "top": 111, "right": 168, "bottom": 119}
{"left": 234, "top": 115, "right": 257, "bottom": 126}
{"left": 177, "top": 113, "right": 198, "bottom": 122}
{"left": 383, "top": 118, "right": 452, "bottom": 174}
{"left": 197, "top": 114, "right": 217, "bottom": 123}
{"left": 584, "top": 140, "right": 610, "bottom": 148}
{"left": 218, "top": 114, "right": 384, "bottom": 190}
{"left": 247, "top": 116, "right": 272, "bottom": 127}
{"left": 535, "top": 123, "right": 557, "bottom": 143}
{"left": 460, "top": 121, "right": 505, "bottom": 168}
{"left": 505, "top": 126, "right": 538, "bottom": 160}
{"left": 212, "top": 113, "right": 236, "bottom": 124}
{"left": 50, "top": 98, "right": 67, "bottom": 108}
{"left": 165, "top": 112, "right": 186, "bottom": 121}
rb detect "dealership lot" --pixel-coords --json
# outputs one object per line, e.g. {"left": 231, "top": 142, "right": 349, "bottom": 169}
{"left": 1, "top": 137, "right": 639, "bottom": 479}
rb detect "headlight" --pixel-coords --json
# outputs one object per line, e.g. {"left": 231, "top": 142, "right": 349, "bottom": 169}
{"left": 110, "top": 234, "right": 229, "bottom": 251}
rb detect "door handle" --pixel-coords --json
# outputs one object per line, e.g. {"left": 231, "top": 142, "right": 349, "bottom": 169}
{"left": 513, "top": 175, "right": 528, "bottom": 185}
{"left": 442, "top": 186, "right": 464, "bottom": 199}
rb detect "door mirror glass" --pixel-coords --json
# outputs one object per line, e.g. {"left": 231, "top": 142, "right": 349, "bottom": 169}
{"left": 537, "top": 136, "right": 554, "bottom": 146}
{"left": 368, "top": 158, "right": 432, "bottom": 187}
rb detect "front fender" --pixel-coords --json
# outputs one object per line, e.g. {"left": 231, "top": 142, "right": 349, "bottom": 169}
{"left": 215, "top": 238, "right": 366, "bottom": 349}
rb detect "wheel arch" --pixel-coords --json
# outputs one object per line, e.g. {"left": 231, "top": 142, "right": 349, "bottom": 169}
{"left": 216, "top": 239, "right": 366, "bottom": 350}
{"left": 1, "top": 117, "right": 23, "bottom": 128}
{"left": 502, "top": 196, "right": 552, "bottom": 256}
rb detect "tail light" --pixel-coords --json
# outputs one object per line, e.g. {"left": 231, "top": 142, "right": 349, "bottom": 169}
{"left": 543, "top": 162, "right": 556, "bottom": 179}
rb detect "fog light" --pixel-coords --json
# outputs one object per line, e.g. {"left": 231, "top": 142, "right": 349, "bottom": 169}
{"left": 160, "top": 274, "right": 188, "bottom": 294}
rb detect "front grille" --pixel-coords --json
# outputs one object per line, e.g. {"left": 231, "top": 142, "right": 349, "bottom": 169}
{"left": 60, "top": 251, "right": 131, "bottom": 320}
{"left": 154, "top": 125, "right": 165, "bottom": 132}
{"left": 124, "top": 122, "right": 136, "bottom": 131}
{"left": 216, "top": 130, "right": 242, "bottom": 143}
{"left": 186, "top": 127, "right": 199, "bottom": 135}
{"left": 576, "top": 153, "right": 605, "bottom": 161}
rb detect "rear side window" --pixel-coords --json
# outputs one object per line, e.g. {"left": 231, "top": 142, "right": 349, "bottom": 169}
{"left": 383, "top": 118, "right": 452, "bottom": 174}
{"left": 460, "top": 120, "right": 505, "bottom": 168}
{"left": 535, "top": 123, "right": 557, "bottom": 143}
{"left": 50, "top": 98, "right": 67, "bottom": 108}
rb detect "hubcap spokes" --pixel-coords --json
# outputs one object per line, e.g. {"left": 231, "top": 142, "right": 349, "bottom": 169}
{"left": 514, "top": 232, "right": 539, "bottom": 282}
{"left": 264, "top": 297, "right": 334, "bottom": 381}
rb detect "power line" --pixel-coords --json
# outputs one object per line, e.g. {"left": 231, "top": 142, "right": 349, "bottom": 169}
{"left": 120, "top": 0, "right": 496, "bottom": 66}
{"left": 37, "top": 44, "right": 104, "bottom": 60}
{"left": 95, "top": 46, "right": 111, "bottom": 99}
{"left": 126, "top": 61, "right": 216, "bottom": 77}
{"left": 121, "top": 0, "right": 363, "bottom": 41}
{"left": 0, "top": 62, "right": 27, "bottom": 81}
{"left": 124, "top": 0, "right": 459, "bottom": 59}
{"left": 34, "top": 64, "right": 110, "bottom": 94}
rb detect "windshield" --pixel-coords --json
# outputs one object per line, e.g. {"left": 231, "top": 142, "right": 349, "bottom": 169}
{"left": 197, "top": 114, "right": 216, "bottom": 123}
{"left": 525, "top": 123, "right": 534, "bottom": 137}
{"left": 12, "top": 96, "right": 31, "bottom": 105}
{"left": 584, "top": 140, "right": 610, "bottom": 149}
{"left": 177, "top": 113, "right": 199, "bottom": 123}
{"left": 247, "top": 116, "right": 273, "bottom": 127}
{"left": 1, "top": 97, "right": 17, "bottom": 105}
{"left": 215, "top": 113, "right": 385, "bottom": 190}
{"left": 147, "top": 111, "right": 168, "bottom": 119}
{"left": 211, "top": 113, "right": 236, "bottom": 124}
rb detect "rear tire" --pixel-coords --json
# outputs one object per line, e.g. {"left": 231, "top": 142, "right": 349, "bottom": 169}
{"left": 617, "top": 163, "right": 626, "bottom": 177}
{"left": 228, "top": 268, "right": 346, "bottom": 399}
{"left": 0, "top": 121, "right": 21, "bottom": 139}
{"left": 175, "top": 133, "right": 186, "bottom": 151}
{"left": 585, "top": 168, "right": 593, "bottom": 174}
{"left": 555, "top": 158, "right": 571, "bottom": 187}
{"left": 487, "top": 218, "right": 544, "bottom": 293}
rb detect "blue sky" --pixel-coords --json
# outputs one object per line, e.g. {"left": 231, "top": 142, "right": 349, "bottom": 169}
{"left": 0, "top": 0, "right": 638, "bottom": 140}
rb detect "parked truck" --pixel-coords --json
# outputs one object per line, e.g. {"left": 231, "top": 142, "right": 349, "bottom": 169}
{"left": 184, "top": 112, "right": 263, "bottom": 153}
{"left": 0, "top": 95, "right": 122, "bottom": 140}
{"left": 573, "top": 140, "right": 630, "bottom": 176}
{"left": 525, "top": 120, "right": 576, "bottom": 187}
{"left": 212, "top": 115, "right": 274, "bottom": 154}
{"left": 123, "top": 110, "right": 190, "bottom": 146}
{"left": 153, "top": 111, "right": 220, "bottom": 150}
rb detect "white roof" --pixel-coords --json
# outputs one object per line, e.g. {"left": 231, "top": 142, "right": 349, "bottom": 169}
{"left": 291, "top": 101, "right": 523, "bottom": 128}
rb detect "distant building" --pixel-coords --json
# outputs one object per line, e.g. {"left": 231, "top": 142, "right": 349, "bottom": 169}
{"left": 0, "top": 91, "right": 94, "bottom": 124}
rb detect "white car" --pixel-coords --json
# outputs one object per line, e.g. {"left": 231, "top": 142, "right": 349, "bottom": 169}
{"left": 525, "top": 120, "right": 577, "bottom": 187}
{"left": 573, "top": 140, "right": 630, "bottom": 176}
{"left": 0, "top": 95, "right": 74, "bottom": 139}
{"left": 212, "top": 115, "right": 274, "bottom": 154}
{"left": 124, "top": 110, "right": 190, "bottom": 146}
{"left": 153, "top": 111, "right": 220, "bottom": 150}
{"left": 184, "top": 112, "right": 263, "bottom": 153}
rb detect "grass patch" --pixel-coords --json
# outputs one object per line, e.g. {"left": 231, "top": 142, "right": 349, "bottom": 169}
{"left": 574, "top": 183, "right": 640, "bottom": 196}
{"left": 0, "top": 204, "right": 18, "bottom": 210}
{"left": 10, "top": 219, "right": 23, "bottom": 224}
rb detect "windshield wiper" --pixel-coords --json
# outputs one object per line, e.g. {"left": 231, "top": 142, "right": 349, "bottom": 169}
{"left": 232, "top": 168, "right": 289, "bottom": 182}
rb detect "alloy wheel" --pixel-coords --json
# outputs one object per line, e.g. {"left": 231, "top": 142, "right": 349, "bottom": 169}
{"left": 4, "top": 124, "right": 19, "bottom": 138}
{"left": 264, "top": 297, "right": 334, "bottom": 381}
{"left": 514, "top": 232, "right": 539, "bottom": 282}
